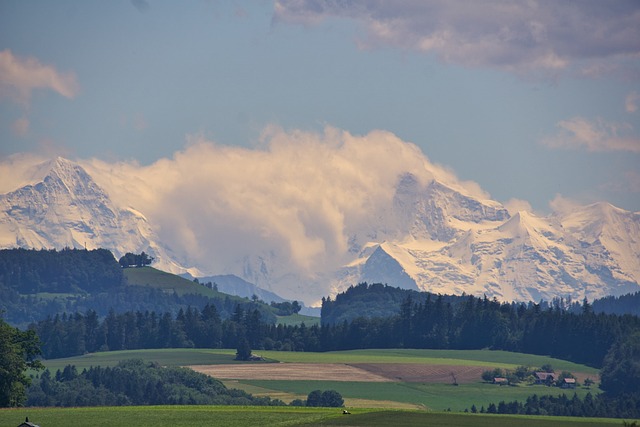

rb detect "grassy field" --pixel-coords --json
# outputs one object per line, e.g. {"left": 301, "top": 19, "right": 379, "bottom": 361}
{"left": 276, "top": 313, "right": 321, "bottom": 326}
{"left": 41, "top": 347, "right": 598, "bottom": 375}
{"left": 0, "top": 406, "right": 627, "bottom": 427}
{"left": 234, "top": 380, "right": 597, "bottom": 412}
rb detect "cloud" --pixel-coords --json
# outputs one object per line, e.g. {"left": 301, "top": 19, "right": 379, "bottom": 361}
{"left": 0, "top": 49, "right": 79, "bottom": 105}
{"left": 84, "top": 126, "right": 489, "bottom": 277}
{"left": 273, "top": 0, "right": 640, "bottom": 77}
{"left": 0, "top": 153, "right": 48, "bottom": 193}
{"left": 549, "top": 194, "right": 582, "bottom": 216}
{"left": 541, "top": 117, "right": 640, "bottom": 153}
{"left": 504, "top": 198, "right": 533, "bottom": 216}
{"left": 627, "top": 91, "right": 640, "bottom": 113}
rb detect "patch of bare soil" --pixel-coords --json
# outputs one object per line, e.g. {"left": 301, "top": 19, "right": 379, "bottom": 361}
{"left": 350, "top": 363, "right": 491, "bottom": 384}
{"left": 189, "top": 363, "right": 393, "bottom": 382}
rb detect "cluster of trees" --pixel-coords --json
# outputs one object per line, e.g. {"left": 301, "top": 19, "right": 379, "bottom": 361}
{"left": 27, "top": 359, "right": 285, "bottom": 407}
{"left": 0, "top": 316, "right": 42, "bottom": 407}
{"left": 290, "top": 390, "right": 344, "bottom": 408}
{"left": 270, "top": 300, "right": 302, "bottom": 316}
{"left": 118, "top": 252, "right": 154, "bottom": 268}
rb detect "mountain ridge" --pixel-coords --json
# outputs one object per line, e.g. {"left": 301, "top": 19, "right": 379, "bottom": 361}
{"left": 1, "top": 157, "right": 638, "bottom": 305}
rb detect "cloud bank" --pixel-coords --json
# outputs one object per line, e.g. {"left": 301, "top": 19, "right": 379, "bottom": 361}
{"left": 0, "top": 49, "right": 79, "bottom": 105}
{"left": 542, "top": 117, "right": 640, "bottom": 153}
{"left": 83, "top": 126, "right": 490, "bottom": 277}
{"left": 274, "top": 0, "right": 640, "bottom": 77}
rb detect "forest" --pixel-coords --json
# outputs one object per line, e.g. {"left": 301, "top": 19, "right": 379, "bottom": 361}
{"left": 32, "top": 288, "right": 640, "bottom": 369}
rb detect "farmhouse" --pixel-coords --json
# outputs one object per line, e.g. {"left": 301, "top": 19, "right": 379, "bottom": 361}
{"left": 493, "top": 377, "right": 508, "bottom": 385}
{"left": 534, "top": 372, "right": 555, "bottom": 385}
{"left": 17, "top": 417, "right": 39, "bottom": 427}
{"left": 562, "top": 378, "right": 577, "bottom": 389}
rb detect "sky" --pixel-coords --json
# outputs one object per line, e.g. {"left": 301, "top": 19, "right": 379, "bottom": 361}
{"left": 1, "top": 0, "right": 639, "bottom": 219}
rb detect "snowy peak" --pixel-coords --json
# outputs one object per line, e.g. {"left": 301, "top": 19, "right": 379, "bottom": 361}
{"left": 0, "top": 157, "right": 196, "bottom": 276}
{"left": 392, "top": 173, "right": 510, "bottom": 241}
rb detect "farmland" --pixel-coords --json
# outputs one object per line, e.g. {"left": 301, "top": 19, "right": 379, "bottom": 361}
{"left": 40, "top": 348, "right": 602, "bottom": 413}
{"left": 0, "top": 406, "right": 626, "bottom": 427}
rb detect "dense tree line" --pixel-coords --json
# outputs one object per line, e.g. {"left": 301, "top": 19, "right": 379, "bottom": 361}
{"left": 467, "top": 392, "right": 640, "bottom": 419}
{"left": 0, "top": 248, "right": 124, "bottom": 294}
{"left": 27, "top": 359, "right": 285, "bottom": 407}
{"left": 32, "top": 292, "right": 640, "bottom": 372}
{"left": 321, "top": 283, "right": 640, "bottom": 368}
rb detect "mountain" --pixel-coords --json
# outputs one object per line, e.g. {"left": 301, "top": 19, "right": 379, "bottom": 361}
{"left": 333, "top": 174, "right": 640, "bottom": 303}
{"left": 0, "top": 157, "right": 197, "bottom": 276}
{"left": 1, "top": 157, "right": 638, "bottom": 305}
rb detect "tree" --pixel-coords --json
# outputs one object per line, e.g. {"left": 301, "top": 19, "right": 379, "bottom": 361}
{"left": 235, "top": 337, "right": 252, "bottom": 361}
{"left": 0, "top": 317, "right": 43, "bottom": 406}
{"left": 306, "top": 390, "right": 323, "bottom": 407}
{"left": 320, "top": 390, "right": 344, "bottom": 407}
{"left": 600, "top": 332, "right": 640, "bottom": 396}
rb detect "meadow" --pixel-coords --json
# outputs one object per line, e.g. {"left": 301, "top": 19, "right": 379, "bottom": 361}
{"left": 0, "top": 406, "right": 626, "bottom": 427}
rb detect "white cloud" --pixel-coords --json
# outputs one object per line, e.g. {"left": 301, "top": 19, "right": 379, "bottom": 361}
{"left": 542, "top": 117, "right": 640, "bottom": 153}
{"left": 0, "top": 49, "right": 79, "bottom": 105}
{"left": 85, "top": 126, "right": 489, "bottom": 277}
{"left": 0, "top": 153, "right": 48, "bottom": 193}
{"left": 549, "top": 194, "right": 582, "bottom": 216}
{"left": 274, "top": 0, "right": 640, "bottom": 77}
{"left": 504, "top": 198, "right": 533, "bottom": 216}
{"left": 627, "top": 91, "right": 640, "bottom": 113}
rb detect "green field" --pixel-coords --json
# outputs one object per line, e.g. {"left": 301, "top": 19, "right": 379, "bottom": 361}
{"left": 0, "top": 406, "right": 626, "bottom": 427}
{"left": 235, "top": 380, "right": 597, "bottom": 412}
{"left": 276, "top": 313, "right": 321, "bottom": 326}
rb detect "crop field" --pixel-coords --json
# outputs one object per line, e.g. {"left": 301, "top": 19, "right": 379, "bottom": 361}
{"left": 0, "top": 406, "right": 626, "bottom": 427}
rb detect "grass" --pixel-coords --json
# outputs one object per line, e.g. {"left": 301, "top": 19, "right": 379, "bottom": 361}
{"left": 123, "top": 267, "right": 224, "bottom": 297}
{"left": 236, "top": 380, "right": 598, "bottom": 412}
{"left": 277, "top": 313, "right": 321, "bottom": 327}
{"left": 41, "top": 348, "right": 598, "bottom": 375}
{"left": 0, "top": 406, "right": 628, "bottom": 427}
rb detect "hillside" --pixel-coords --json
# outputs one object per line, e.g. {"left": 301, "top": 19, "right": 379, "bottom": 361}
{"left": 0, "top": 248, "right": 278, "bottom": 326}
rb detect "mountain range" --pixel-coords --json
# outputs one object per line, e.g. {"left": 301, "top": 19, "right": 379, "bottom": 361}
{"left": 1, "top": 157, "right": 638, "bottom": 305}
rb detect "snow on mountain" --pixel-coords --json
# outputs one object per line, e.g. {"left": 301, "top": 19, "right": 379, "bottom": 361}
{"left": 0, "top": 157, "right": 198, "bottom": 276}
{"left": 1, "top": 157, "right": 638, "bottom": 305}
{"left": 331, "top": 177, "right": 640, "bottom": 303}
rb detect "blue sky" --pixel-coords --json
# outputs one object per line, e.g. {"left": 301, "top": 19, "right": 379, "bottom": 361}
{"left": 1, "top": 0, "right": 639, "bottom": 212}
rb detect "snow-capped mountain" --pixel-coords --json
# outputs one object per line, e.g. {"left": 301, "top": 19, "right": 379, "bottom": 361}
{"left": 0, "top": 157, "right": 196, "bottom": 275}
{"left": 329, "top": 173, "right": 640, "bottom": 304}
{"left": 1, "top": 157, "right": 638, "bottom": 305}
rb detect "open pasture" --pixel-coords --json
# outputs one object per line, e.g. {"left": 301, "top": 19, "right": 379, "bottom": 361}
{"left": 0, "top": 406, "right": 627, "bottom": 427}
